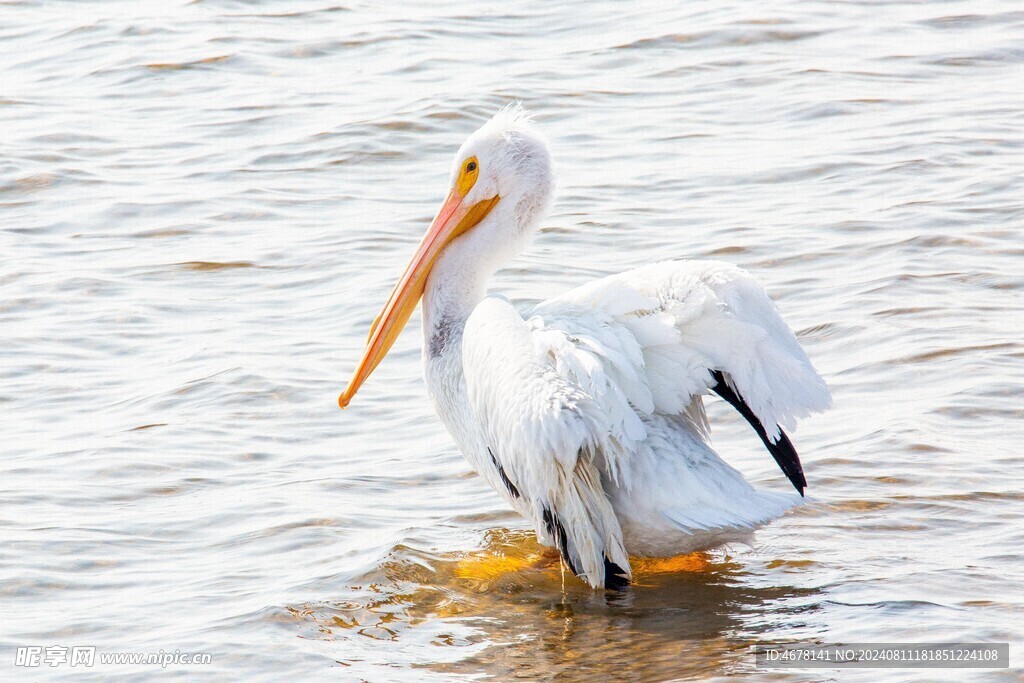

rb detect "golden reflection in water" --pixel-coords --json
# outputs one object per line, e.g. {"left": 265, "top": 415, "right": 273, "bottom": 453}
{"left": 4, "top": 0, "right": 1024, "bottom": 677}
{"left": 451, "top": 530, "right": 716, "bottom": 589}
{"left": 287, "top": 530, "right": 819, "bottom": 680}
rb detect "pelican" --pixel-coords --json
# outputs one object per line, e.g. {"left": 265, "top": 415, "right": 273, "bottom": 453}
{"left": 339, "top": 106, "right": 831, "bottom": 589}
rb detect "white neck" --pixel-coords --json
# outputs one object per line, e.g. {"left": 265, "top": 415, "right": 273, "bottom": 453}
{"left": 420, "top": 196, "right": 538, "bottom": 359}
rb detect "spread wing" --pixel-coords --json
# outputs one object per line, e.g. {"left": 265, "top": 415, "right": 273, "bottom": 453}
{"left": 541, "top": 260, "right": 832, "bottom": 440}
{"left": 461, "top": 259, "right": 830, "bottom": 588}
{"left": 541, "top": 259, "right": 832, "bottom": 494}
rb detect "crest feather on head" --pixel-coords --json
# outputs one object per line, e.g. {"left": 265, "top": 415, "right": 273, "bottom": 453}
{"left": 483, "top": 102, "right": 536, "bottom": 140}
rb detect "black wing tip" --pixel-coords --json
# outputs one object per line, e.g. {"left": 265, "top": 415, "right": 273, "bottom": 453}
{"left": 770, "top": 430, "right": 807, "bottom": 495}
{"left": 488, "top": 447, "right": 521, "bottom": 499}
{"left": 542, "top": 507, "right": 581, "bottom": 577}
{"left": 709, "top": 371, "right": 808, "bottom": 496}
{"left": 544, "top": 507, "right": 632, "bottom": 589}
{"left": 603, "top": 557, "right": 631, "bottom": 590}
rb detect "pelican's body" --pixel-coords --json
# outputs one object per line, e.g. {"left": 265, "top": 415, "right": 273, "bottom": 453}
{"left": 340, "top": 107, "right": 830, "bottom": 588}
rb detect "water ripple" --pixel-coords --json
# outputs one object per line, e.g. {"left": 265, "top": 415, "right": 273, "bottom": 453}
{"left": 2, "top": 0, "right": 1023, "bottom": 680}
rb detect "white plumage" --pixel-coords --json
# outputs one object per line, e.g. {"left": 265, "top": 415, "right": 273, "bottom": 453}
{"left": 340, "top": 106, "right": 831, "bottom": 589}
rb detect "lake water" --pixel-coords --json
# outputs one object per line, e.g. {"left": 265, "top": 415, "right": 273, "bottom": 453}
{"left": 2, "top": 0, "right": 1023, "bottom": 680}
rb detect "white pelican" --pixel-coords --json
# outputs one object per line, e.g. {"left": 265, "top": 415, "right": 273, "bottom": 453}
{"left": 339, "top": 106, "right": 831, "bottom": 589}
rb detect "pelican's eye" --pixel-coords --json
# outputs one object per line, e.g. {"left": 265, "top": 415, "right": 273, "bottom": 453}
{"left": 456, "top": 156, "right": 480, "bottom": 195}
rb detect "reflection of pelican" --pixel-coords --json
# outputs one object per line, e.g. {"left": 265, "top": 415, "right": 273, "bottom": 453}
{"left": 293, "top": 531, "right": 821, "bottom": 680}
{"left": 339, "top": 106, "right": 831, "bottom": 589}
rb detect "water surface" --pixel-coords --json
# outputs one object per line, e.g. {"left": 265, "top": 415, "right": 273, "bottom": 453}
{"left": 2, "top": 0, "right": 1023, "bottom": 680}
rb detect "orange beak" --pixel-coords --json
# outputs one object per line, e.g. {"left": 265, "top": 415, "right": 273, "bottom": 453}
{"left": 338, "top": 189, "right": 499, "bottom": 408}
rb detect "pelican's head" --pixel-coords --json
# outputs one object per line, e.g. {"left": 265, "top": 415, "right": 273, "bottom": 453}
{"left": 339, "top": 105, "right": 553, "bottom": 408}
{"left": 445, "top": 105, "right": 554, "bottom": 229}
